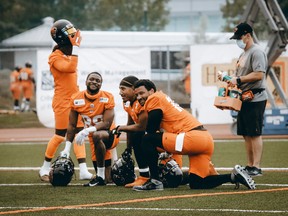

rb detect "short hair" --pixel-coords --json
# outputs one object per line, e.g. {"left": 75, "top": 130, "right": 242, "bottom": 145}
{"left": 25, "top": 62, "right": 32, "bottom": 68}
{"left": 86, "top": 71, "right": 102, "bottom": 81}
{"left": 120, "top": 76, "right": 139, "bottom": 87}
{"left": 134, "top": 79, "right": 157, "bottom": 92}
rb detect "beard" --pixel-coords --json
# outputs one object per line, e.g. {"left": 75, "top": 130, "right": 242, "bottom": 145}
{"left": 87, "top": 85, "right": 99, "bottom": 95}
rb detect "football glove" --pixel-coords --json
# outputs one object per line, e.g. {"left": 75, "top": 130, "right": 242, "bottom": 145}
{"left": 60, "top": 150, "right": 70, "bottom": 158}
{"left": 111, "top": 125, "right": 121, "bottom": 138}
{"left": 60, "top": 141, "right": 72, "bottom": 158}
{"left": 75, "top": 127, "right": 96, "bottom": 145}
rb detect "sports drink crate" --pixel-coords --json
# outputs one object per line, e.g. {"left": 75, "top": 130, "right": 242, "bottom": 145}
{"left": 214, "top": 96, "right": 242, "bottom": 111}
{"left": 214, "top": 86, "right": 242, "bottom": 111}
{"left": 262, "top": 108, "right": 288, "bottom": 135}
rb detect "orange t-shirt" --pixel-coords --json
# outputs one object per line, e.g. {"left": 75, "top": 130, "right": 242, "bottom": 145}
{"left": 144, "top": 91, "right": 201, "bottom": 133}
{"left": 48, "top": 49, "right": 79, "bottom": 103}
{"left": 123, "top": 100, "right": 143, "bottom": 124}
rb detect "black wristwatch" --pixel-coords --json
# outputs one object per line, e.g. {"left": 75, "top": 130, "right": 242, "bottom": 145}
{"left": 236, "top": 76, "right": 241, "bottom": 85}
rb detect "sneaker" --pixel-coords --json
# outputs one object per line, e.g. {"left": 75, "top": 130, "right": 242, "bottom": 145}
{"left": 245, "top": 166, "right": 262, "bottom": 176}
{"left": 125, "top": 176, "right": 149, "bottom": 188}
{"left": 83, "top": 176, "right": 106, "bottom": 187}
{"left": 232, "top": 165, "right": 256, "bottom": 190}
{"left": 133, "top": 179, "right": 164, "bottom": 191}
{"left": 79, "top": 172, "right": 95, "bottom": 180}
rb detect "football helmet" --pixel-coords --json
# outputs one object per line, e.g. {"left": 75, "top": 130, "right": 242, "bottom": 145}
{"left": 158, "top": 158, "right": 183, "bottom": 188}
{"left": 50, "top": 19, "right": 77, "bottom": 46}
{"left": 49, "top": 156, "right": 75, "bottom": 186}
{"left": 111, "top": 148, "right": 136, "bottom": 186}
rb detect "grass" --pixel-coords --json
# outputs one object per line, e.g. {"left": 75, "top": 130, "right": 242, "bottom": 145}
{"left": 0, "top": 140, "right": 287, "bottom": 216}
{"left": 0, "top": 70, "right": 287, "bottom": 215}
{"left": 0, "top": 112, "right": 44, "bottom": 129}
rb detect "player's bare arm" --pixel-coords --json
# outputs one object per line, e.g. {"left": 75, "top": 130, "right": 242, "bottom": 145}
{"left": 66, "top": 109, "right": 79, "bottom": 142}
{"left": 95, "top": 108, "right": 115, "bottom": 131}
{"left": 118, "top": 110, "right": 148, "bottom": 132}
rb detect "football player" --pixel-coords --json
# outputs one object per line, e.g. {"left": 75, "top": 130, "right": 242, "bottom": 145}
{"left": 19, "top": 62, "right": 35, "bottom": 112}
{"left": 10, "top": 66, "right": 22, "bottom": 111}
{"left": 115, "top": 76, "right": 150, "bottom": 187}
{"left": 115, "top": 76, "right": 183, "bottom": 187}
{"left": 62, "top": 72, "right": 119, "bottom": 186}
{"left": 132, "top": 79, "right": 256, "bottom": 191}
{"left": 39, "top": 19, "right": 93, "bottom": 182}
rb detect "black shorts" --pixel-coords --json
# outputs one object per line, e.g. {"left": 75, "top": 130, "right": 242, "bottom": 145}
{"left": 237, "top": 100, "right": 267, "bottom": 136}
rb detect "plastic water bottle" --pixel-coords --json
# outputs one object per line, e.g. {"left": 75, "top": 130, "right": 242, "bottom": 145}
{"left": 218, "top": 71, "right": 231, "bottom": 82}
{"left": 218, "top": 86, "right": 227, "bottom": 97}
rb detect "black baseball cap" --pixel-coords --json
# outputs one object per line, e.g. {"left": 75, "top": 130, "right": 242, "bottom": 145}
{"left": 230, "top": 23, "right": 253, "bottom": 40}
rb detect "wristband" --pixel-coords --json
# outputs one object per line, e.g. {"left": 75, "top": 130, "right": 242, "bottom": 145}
{"left": 236, "top": 76, "right": 241, "bottom": 85}
{"left": 72, "top": 46, "right": 79, "bottom": 56}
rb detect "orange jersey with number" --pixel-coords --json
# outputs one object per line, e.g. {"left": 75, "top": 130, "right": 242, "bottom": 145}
{"left": 70, "top": 90, "right": 118, "bottom": 159}
{"left": 19, "top": 67, "right": 34, "bottom": 98}
{"left": 144, "top": 91, "right": 201, "bottom": 133}
{"left": 70, "top": 90, "right": 115, "bottom": 127}
{"left": 123, "top": 100, "right": 143, "bottom": 124}
{"left": 144, "top": 91, "right": 214, "bottom": 178}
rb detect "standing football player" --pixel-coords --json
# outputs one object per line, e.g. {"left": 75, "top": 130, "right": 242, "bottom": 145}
{"left": 39, "top": 19, "right": 92, "bottom": 182}
{"left": 62, "top": 72, "right": 119, "bottom": 186}
{"left": 10, "top": 66, "right": 22, "bottom": 111}
{"left": 132, "top": 79, "right": 256, "bottom": 191}
{"left": 19, "top": 62, "right": 35, "bottom": 112}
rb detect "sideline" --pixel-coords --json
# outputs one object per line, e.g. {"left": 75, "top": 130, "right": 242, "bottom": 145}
{"left": 1, "top": 187, "right": 288, "bottom": 215}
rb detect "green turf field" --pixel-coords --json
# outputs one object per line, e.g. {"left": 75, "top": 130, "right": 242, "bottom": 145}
{"left": 0, "top": 140, "right": 287, "bottom": 215}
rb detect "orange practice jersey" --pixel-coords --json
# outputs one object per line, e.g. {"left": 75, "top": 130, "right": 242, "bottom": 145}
{"left": 184, "top": 63, "right": 191, "bottom": 94}
{"left": 70, "top": 90, "right": 115, "bottom": 127}
{"left": 144, "top": 91, "right": 201, "bottom": 133}
{"left": 48, "top": 49, "right": 82, "bottom": 128}
{"left": 19, "top": 67, "right": 34, "bottom": 98}
{"left": 19, "top": 67, "right": 33, "bottom": 86}
{"left": 123, "top": 100, "right": 143, "bottom": 124}
{"left": 48, "top": 49, "right": 79, "bottom": 102}
{"left": 71, "top": 90, "right": 118, "bottom": 158}
{"left": 10, "top": 70, "right": 21, "bottom": 99}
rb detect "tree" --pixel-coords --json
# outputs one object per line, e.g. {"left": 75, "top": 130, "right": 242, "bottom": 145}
{"left": 84, "top": 0, "right": 170, "bottom": 31}
{"left": 220, "top": 0, "right": 288, "bottom": 40}
{"left": 0, "top": 0, "right": 170, "bottom": 42}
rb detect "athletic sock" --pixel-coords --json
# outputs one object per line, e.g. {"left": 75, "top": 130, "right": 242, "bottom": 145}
{"left": 97, "top": 167, "right": 105, "bottom": 180}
